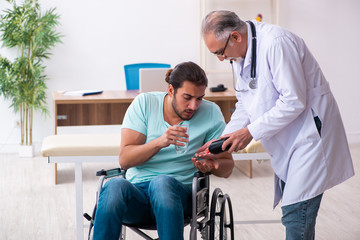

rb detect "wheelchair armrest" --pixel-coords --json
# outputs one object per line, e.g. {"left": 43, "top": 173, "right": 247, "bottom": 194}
{"left": 194, "top": 171, "right": 211, "bottom": 178}
{"left": 96, "top": 168, "right": 126, "bottom": 178}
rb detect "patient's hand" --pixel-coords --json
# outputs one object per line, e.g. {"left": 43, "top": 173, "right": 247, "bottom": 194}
{"left": 191, "top": 153, "right": 219, "bottom": 173}
{"left": 158, "top": 125, "right": 189, "bottom": 148}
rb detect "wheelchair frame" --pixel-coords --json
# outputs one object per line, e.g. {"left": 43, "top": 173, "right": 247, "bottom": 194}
{"left": 84, "top": 168, "right": 234, "bottom": 240}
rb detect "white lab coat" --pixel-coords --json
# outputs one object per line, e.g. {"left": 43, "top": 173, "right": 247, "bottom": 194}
{"left": 223, "top": 21, "right": 354, "bottom": 208}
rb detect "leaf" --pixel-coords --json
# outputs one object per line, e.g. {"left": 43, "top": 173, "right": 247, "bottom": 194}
{"left": 0, "top": 0, "right": 62, "bottom": 141}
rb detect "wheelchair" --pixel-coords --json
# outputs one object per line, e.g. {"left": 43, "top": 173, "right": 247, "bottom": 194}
{"left": 84, "top": 168, "right": 234, "bottom": 240}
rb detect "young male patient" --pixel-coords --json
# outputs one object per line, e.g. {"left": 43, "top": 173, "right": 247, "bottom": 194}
{"left": 92, "top": 61, "right": 234, "bottom": 240}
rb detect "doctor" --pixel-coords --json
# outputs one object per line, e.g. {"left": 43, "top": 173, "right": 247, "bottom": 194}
{"left": 200, "top": 10, "right": 354, "bottom": 239}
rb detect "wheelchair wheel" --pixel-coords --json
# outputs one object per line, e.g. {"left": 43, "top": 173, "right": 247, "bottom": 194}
{"left": 220, "top": 194, "right": 234, "bottom": 240}
{"left": 210, "top": 188, "right": 224, "bottom": 240}
{"left": 209, "top": 188, "right": 234, "bottom": 240}
{"left": 87, "top": 204, "right": 97, "bottom": 240}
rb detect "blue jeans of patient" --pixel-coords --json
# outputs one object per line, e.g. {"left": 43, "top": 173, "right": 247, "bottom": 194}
{"left": 281, "top": 181, "right": 323, "bottom": 240}
{"left": 92, "top": 175, "right": 192, "bottom": 240}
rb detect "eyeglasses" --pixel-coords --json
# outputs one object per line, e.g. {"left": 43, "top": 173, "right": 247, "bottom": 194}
{"left": 215, "top": 33, "right": 231, "bottom": 57}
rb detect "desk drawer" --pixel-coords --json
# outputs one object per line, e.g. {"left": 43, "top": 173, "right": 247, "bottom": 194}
{"left": 56, "top": 103, "right": 130, "bottom": 126}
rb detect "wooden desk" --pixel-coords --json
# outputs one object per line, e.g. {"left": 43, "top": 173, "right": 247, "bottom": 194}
{"left": 53, "top": 89, "right": 237, "bottom": 131}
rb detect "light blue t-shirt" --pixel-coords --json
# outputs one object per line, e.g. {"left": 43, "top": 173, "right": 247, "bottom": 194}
{"left": 122, "top": 92, "right": 225, "bottom": 186}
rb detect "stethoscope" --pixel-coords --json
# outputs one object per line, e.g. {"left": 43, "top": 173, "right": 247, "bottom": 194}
{"left": 231, "top": 21, "right": 257, "bottom": 92}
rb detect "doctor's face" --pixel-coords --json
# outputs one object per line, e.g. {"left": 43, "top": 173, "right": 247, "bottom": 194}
{"left": 171, "top": 81, "right": 205, "bottom": 120}
{"left": 203, "top": 31, "right": 243, "bottom": 62}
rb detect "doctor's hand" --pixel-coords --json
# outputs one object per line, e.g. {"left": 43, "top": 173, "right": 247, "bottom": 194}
{"left": 195, "top": 139, "right": 216, "bottom": 154}
{"left": 222, "top": 127, "right": 253, "bottom": 153}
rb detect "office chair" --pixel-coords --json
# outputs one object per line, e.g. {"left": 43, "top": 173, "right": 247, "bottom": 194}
{"left": 124, "top": 63, "right": 171, "bottom": 90}
{"left": 84, "top": 168, "right": 234, "bottom": 240}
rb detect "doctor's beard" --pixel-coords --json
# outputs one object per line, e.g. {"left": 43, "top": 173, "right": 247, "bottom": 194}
{"left": 232, "top": 56, "right": 244, "bottom": 63}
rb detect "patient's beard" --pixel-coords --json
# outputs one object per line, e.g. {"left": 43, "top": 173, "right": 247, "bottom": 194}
{"left": 172, "top": 94, "right": 193, "bottom": 121}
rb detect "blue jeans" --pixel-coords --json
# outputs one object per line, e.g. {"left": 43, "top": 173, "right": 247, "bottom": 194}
{"left": 93, "top": 175, "right": 192, "bottom": 240}
{"left": 281, "top": 193, "right": 323, "bottom": 240}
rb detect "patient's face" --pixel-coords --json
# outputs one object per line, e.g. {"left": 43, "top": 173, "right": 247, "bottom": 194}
{"left": 171, "top": 81, "right": 206, "bottom": 120}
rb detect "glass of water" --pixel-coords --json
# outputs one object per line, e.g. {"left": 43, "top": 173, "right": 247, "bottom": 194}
{"left": 175, "top": 121, "right": 189, "bottom": 154}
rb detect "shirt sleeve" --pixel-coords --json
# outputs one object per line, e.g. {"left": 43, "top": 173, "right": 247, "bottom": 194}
{"left": 205, "top": 103, "right": 226, "bottom": 142}
{"left": 122, "top": 93, "right": 148, "bottom": 135}
{"left": 248, "top": 35, "right": 307, "bottom": 141}
{"left": 222, "top": 91, "right": 250, "bottom": 135}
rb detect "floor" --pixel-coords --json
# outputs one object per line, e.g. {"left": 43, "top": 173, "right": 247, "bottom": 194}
{"left": 0, "top": 144, "right": 359, "bottom": 240}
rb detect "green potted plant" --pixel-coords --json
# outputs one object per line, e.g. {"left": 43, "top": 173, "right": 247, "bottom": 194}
{"left": 0, "top": 0, "right": 62, "bottom": 157}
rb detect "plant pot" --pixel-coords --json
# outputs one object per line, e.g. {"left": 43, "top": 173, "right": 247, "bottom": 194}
{"left": 19, "top": 145, "right": 34, "bottom": 158}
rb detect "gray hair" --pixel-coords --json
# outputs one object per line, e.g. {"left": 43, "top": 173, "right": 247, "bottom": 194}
{"left": 201, "top": 10, "right": 247, "bottom": 41}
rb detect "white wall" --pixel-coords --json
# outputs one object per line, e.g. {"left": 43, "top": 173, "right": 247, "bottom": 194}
{"left": 0, "top": 0, "right": 201, "bottom": 152}
{"left": 1, "top": 0, "right": 360, "bottom": 153}
{"left": 280, "top": 0, "right": 360, "bottom": 143}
